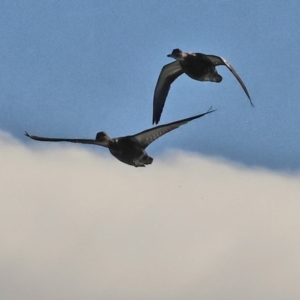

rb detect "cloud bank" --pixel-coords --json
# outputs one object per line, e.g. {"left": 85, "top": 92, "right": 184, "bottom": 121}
{"left": 1, "top": 132, "right": 300, "bottom": 300}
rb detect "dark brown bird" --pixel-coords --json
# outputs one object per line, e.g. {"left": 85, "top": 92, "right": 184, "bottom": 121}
{"left": 25, "top": 108, "right": 215, "bottom": 167}
{"left": 153, "top": 48, "right": 252, "bottom": 124}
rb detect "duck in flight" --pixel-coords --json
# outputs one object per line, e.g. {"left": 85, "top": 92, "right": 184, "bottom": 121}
{"left": 25, "top": 108, "right": 215, "bottom": 167}
{"left": 153, "top": 48, "right": 252, "bottom": 124}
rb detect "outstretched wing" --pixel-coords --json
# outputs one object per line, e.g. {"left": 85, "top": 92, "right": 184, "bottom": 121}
{"left": 25, "top": 132, "right": 98, "bottom": 145}
{"left": 153, "top": 61, "right": 184, "bottom": 124}
{"left": 207, "top": 55, "right": 253, "bottom": 105}
{"left": 133, "top": 108, "right": 215, "bottom": 149}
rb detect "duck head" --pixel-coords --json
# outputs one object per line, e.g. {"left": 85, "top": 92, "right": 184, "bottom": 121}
{"left": 167, "top": 48, "right": 186, "bottom": 60}
{"left": 95, "top": 131, "right": 111, "bottom": 147}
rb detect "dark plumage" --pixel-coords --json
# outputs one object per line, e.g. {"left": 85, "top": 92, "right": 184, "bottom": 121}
{"left": 25, "top": 108, "right": 215, "bottom": 167}
{"left": 153, "top": 48, "right": 252, "bottom": 124}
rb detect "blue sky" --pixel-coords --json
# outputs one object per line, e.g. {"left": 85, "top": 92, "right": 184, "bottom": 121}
{"left": 1, "top": 2, "right": 300, "bottom": 299}
{"left": 1, "top": 0, "right": 299, "bottom": 171}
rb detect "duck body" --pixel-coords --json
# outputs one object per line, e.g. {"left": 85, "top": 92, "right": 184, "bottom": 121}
{"left": 177, "top": 52, "right": 222, "bottom": 82}
{"left": 109, "top": 137, "right": 153, "bottom": 167}
{"left": 25, "top": 108, "right": 215, "bottom": 167}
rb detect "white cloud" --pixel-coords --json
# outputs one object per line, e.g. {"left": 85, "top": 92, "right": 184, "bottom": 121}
{"left": 1, "top": 132, "right": 300, "bottom": 300}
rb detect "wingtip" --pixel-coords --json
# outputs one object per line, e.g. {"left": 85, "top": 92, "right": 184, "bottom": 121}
{"left": 244, "top": 89, "right": 254, "bottom": 106}
{"left": 154, "top": 107, "right": 216, "bottom": 125}
{"left": 24, "top": 131, "right": 33, "bottom": 139}
{"left": 207, "top": 106, "right": 217, "bottom": 114}
{"left": 152, "top": 116, "right": 160, "bottom": 125}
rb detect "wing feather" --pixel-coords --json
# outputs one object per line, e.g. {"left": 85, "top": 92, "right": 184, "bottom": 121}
{"left": 152, "top": 61, "right": 184, "bottom": 124}
{"left": 25, "top": 132, "right": 98, "bottom": 145}
{"left": 133, "top": 108, "right": 215, "bottom": 149}
{"left": 207, "top": 55, "right": 253, "bottom": 105}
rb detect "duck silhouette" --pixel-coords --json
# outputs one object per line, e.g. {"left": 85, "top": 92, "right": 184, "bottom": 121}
{"left": 25, "top": 108, "right": 215, "bottom": 167}
{"left": 153, "top": 48, "right": 252, "bottom": 124}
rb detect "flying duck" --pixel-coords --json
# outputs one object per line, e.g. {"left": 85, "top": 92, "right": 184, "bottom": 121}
{"left": 153, "top": 48, "right": 252, "bottom": 124}
{"left": 25, "top": 108, "right": 215, "bottom": 167}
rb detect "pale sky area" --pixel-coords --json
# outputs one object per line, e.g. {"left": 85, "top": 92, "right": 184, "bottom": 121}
{"left": 1, "top": 134, "right": 300, "bottom": 300}
{"left": 1, "top": 1, "right": 300, "bottom": 299}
